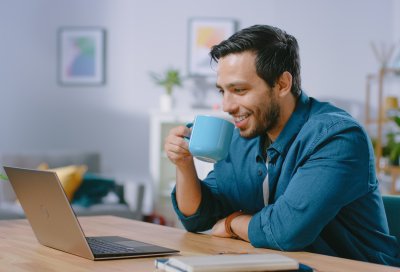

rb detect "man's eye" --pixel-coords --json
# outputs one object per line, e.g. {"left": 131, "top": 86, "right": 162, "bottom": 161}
{"left": 234, "top": 88, "right": 245, "bottom": 93}
{"left": 218, "top": 89, "right": 224, "bottom": 95}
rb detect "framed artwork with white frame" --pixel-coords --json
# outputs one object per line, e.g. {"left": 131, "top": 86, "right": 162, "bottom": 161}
{"left": 188, "top": 18, "right": 237, "bottom": 76}
{"left": 58, "top": 27, "right": 106, "bottom": 85}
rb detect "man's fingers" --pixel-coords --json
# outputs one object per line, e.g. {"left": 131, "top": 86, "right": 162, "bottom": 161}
{"left": 170, "top": 125, "right": 191, "bottom": 138}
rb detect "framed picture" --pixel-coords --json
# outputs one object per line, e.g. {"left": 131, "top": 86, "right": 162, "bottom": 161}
{"left": 188, "top": 18, "right": 237, "bottom": 76}
{"left": 58, "top": 27, "right": 105, "bottom": 85}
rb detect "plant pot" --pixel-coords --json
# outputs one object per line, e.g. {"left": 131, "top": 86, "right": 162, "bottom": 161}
{"left": 159, "top": 93, "right": 173, "bottom": 112}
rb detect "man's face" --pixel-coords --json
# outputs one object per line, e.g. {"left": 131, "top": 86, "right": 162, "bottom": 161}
{"left": 216, "top": 51, "right": 280, "bottom": 139}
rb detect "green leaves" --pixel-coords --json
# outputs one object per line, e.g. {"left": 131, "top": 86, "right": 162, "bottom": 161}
{"left": 386, "top": 115, "right": 400, "bottom": 165}
{"left": 394, "top": 115, "right": 400, "bottom": 127}
{"left": 390, "top": 144, "right": 400, "bottom": 164}
{"left": 0, "top": 173, "right": 8, "bottom": 181}
{"left": 150, "top": 69, "right": 182, "bottom": 95}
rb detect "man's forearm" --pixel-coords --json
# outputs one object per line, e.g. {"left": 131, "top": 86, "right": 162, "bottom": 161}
{"left": 175, "top": 159, "right": 202, "bottom": 217}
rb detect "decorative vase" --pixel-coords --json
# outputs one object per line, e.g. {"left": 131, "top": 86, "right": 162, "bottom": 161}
{"left": 159, "top": 93, "right": 173, "bottom": 112}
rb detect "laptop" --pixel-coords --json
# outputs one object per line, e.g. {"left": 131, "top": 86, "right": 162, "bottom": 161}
{"left": 3, "top": 166, "right": 179, "bottom": 260}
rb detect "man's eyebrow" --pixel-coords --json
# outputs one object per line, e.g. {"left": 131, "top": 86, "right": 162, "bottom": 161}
{"left": 216, "top": 81, "right": 247, "bottom": 89}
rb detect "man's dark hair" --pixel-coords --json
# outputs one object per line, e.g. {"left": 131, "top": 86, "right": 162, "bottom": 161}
{"left": 210, "top": 25, "right": 301, "bottom": 97}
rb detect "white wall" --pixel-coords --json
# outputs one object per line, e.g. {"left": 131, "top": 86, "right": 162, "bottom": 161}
{"left": 0, "top": 0, "right": 396, "bottom": 178}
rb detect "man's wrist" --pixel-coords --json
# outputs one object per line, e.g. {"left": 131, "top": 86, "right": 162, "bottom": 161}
{"left": 225, "top": 211, "right": 244, "bottom": 239}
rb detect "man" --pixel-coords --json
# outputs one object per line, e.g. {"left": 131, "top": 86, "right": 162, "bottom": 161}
{"left": 164, "top": 25, "right": 400, "bottom": 266}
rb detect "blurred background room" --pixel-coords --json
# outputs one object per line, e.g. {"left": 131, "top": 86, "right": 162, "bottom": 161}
{"left": 0, "top": 0, "right": 399, "bottom": 227}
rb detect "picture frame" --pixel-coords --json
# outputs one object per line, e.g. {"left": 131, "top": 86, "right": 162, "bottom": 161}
{"left": 188, "top": 18, "right": 237, "bottom": 76}
{"left": 58, "top": 27, "right": 106, "bottom": 85}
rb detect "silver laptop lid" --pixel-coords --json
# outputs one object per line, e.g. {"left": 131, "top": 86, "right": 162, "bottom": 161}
{"left": 3, "top": 166, "right": 94, "bottom": 260}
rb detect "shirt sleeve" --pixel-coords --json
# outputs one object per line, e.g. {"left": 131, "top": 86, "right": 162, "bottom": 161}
{"left": 171, "top": 170, "right": 232, "bottom": 232}
{"left": 248, "top": 122, "right": 373, "bottom": 250}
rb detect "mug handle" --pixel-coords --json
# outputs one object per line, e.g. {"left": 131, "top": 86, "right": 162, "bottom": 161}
{"left": 184, "top": 122, "right": 193, "bottom": 142}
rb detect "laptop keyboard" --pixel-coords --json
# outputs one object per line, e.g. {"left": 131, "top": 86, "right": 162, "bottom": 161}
{"left": 86, "top": 237, "right": 138, "bottom": 257}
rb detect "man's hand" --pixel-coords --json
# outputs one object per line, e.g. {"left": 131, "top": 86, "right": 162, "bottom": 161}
{"left": 164, "top": 126, "right": 193, "bottom": 167}
{"left": 164, "top": 125, "right": 201, "bottom": 217}
{"left": 211, "top": 218, "right": 231, "bottom": 238}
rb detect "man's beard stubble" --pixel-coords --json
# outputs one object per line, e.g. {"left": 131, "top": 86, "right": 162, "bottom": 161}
{"left": 240, "top": 97, "right": 280, "bottom": 139}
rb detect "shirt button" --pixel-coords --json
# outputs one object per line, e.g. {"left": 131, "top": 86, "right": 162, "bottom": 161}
{"left": 258, "top": 169, "right": 263, "bottom": 176}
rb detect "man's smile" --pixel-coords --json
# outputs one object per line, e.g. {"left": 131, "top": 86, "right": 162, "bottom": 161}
{"left": 233, "top": 113, "right": 251, "bottom": 128}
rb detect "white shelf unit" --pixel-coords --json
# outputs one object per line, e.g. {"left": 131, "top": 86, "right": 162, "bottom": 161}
{"left": 149, "top": 109, "right": 229, "bottom": 226}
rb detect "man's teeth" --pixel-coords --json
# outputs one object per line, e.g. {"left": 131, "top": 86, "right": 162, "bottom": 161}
{"left": 234, "top": 115, "right": 249, "bottom": 122}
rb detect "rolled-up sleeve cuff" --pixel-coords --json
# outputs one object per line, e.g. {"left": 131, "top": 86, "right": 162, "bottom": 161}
{"left": 248, "top": 210, "right": 282, "bottom": 250}
{"left": 171, "top": 185, "right": 217, "bottom": 232}
{"left": 171, "top": 186, "right": 214, "bottom": 232}
{"left": 171, "top": 187, "right": 201, "bottom": 222}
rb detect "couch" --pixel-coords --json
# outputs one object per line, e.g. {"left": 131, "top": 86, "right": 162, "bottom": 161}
{"left": 0, "top": 152, "right": 144, "bottom": 220}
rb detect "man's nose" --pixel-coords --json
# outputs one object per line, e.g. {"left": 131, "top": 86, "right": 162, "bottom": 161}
{"left": 222, "top": 92, "right": 237, "bottom": 113}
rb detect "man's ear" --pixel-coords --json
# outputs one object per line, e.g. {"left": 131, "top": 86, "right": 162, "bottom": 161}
{"left": 276, "top": 71, "right": 292, "bottom": 97}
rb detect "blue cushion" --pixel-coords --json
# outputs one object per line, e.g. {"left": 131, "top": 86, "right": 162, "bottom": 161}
{"left": 72, "top": 173, "right": 116, "bottom": 207}
{"left": 382, "top": 195, "right": 400, "bottom": 241}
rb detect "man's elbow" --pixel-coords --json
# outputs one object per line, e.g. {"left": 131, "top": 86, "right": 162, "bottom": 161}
{"left": 251, "top": 231, "right": 312, "bottom": 251}
{"left": 276, "top": 239, "right": 307, "bottom": 251}
{"left": 181, "top": 222, "right": 200, "bottom": 233}
{"left": 179, "top": 218, "right": 214, "bottom": 233}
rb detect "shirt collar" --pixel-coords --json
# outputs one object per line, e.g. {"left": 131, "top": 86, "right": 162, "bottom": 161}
{"left": 267, "top": 91, "right": 311, "bottom": 162}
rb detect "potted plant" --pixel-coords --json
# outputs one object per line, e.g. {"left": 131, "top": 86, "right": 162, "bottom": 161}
{"left": 150, "top": 68, "right": 182, "bottom": 111}
{"left": 383, "top": 116, "right": 400, "bottom": 166}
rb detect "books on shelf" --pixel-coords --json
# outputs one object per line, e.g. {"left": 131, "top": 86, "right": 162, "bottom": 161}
{"left": 154, "top": 253, "right": 313, "bottom": 272}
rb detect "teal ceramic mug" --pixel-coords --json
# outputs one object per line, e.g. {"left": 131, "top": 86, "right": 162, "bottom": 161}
{"left": 185, "top": 115, "right": 234, "bottom": 163}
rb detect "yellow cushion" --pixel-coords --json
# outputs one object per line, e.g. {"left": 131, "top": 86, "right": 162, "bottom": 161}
{"left": 38, "top": 163, "right": 87, "bottom": 201}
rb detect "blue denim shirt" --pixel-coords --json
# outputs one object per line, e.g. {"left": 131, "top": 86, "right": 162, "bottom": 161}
{"left": 171, "top": 92, "right": 400, "bottom": 266}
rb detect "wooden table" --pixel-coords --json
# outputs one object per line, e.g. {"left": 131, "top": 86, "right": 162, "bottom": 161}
{"left": 0, "top": 216, "right": 398, "bottom": 271}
